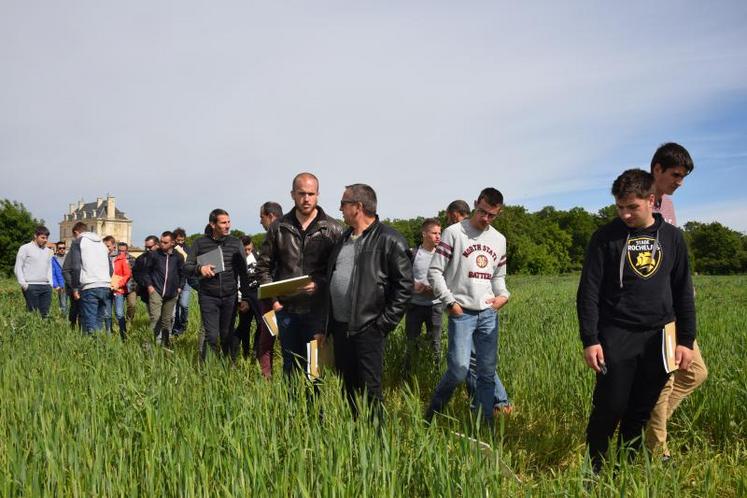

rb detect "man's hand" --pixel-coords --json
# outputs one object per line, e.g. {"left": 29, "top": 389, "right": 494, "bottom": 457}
{"left": 72, "top": 290, "right": 80, "bottom": 301}
{"left": 238, "top": 301, "right": 249, "bottom": 313}
{"left": 313, "top": 333, "right": 325, "bottom": 348}
{"left": 200, "top": 265, "right": 216, "bottom": 278}
{"left": 297, "top": 281, "right": 317, "bottom": 295}
{"left": 147, "top": 285, "right": 156, "bottom": 295}
{"left": 21, "top": 283, "right": 29, "bottom": 291}
{"left": 584, "top": 344, "right": 605, "bottom": 373}
{"left": 414, "top": 281, "right": 431, "bottom": 294}
{"left": 448, "top": 302, "right": 463, "bottom": 316}
{"left": 272, "top": 301, "right": 284, "bottom": 312}
{"left": 486, "top": 295, "right": 509, "bottom": 311}
{"left": 675, "top": 345, "right": 693, "bottom": 371}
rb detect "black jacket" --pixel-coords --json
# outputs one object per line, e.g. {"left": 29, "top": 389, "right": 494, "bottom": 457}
{"left": 325, "top": 218, "right": 413, "bottom": 336}
{"left": 184, "top": 234, "right": 250, "bottom": 299}
{"left": 143, "top": 249, "right": 185, "bottom": 300}
{"left": 257, "top": 206, "right": 343, "bottom": 313}
{"left": 577, "top": 213, "right": 696, "bottom": 348}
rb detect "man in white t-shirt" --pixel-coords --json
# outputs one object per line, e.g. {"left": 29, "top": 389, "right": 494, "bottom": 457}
{"left": 404, "top": 218, "right": 443, "bottom": 374}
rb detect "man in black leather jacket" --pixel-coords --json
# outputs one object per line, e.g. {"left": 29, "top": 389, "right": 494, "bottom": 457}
{"left": 326, "top": 183, "right": 413, "bottom": 419}
{"left": 256, "top": 173, "right": 343, "bottom": 378}
{"left": 184, "top": 209, "right": 251, "bottom": 361}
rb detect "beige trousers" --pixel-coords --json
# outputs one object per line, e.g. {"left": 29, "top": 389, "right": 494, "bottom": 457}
{"left": 645, "top": 340, "right": 708, "bottom": 456}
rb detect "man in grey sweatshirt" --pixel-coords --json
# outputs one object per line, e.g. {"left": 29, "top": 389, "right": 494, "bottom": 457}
{"left": 62, "top": 221, "right": 112, "bottom": 334}
{"left": 425, "top": 188, "right": 511, "bottom": 426}
{"left": 14, "top": 225, "right": 54, "bottom": 318}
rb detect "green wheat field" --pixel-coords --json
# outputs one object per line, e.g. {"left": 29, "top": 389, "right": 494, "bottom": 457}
{"left": 1, "top": 275, "right": 745, "bottom": 497}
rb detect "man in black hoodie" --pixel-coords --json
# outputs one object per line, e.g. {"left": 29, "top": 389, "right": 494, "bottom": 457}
{"left": 185, "top": 209, "right": 251, "bottom": 360}
{"left": 577, "top": 169, "right": 696, "bottom": 473}
{"left": 143, "top": 231, "right": 185, "bottom": 348}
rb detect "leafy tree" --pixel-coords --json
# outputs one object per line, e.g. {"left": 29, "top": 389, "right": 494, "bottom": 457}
{"left": 0, "top": 199, "right": 44, "bottom": 277}
{"left": 684, "top": 221, "right": 746, "bottom": 274}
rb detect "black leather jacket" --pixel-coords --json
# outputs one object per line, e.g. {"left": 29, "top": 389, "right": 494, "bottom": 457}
{"left": 256, "top": 206, "right": 343, "bottom": 313}
{"left": 325, "top": 218, "right": 413, "bottom": 336}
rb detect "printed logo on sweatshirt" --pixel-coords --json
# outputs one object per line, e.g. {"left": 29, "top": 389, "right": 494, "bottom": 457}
{"left": 626, "top": 236, "right": 662, "bottom": 279}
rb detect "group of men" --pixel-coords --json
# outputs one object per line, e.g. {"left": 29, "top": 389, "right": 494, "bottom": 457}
{"left": 13, "top": 142, "right": 706, "bottom": 471}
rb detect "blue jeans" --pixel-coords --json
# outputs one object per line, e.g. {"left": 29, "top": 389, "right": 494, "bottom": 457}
{"left": 80, "top": 287, "right": 111, "bottom": 334}
{"left": 466, "top": 326, "right": 510, "bottom": 408}
{"left": 428, "top": 308, "right": 498, "bottom": 422}
{"left": 276, "top": 309, "right": 320, "bottom": 376}
{"left": 113, "top": 294, "right": 127, "bottom": 339}
{"left": 174, "top": 283, "right": 192, "bottom": 332}
{"left": 57, "top": 289, "right": 68, "bottom": 315}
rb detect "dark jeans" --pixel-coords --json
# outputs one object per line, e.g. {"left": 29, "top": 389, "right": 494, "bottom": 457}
{"left": 276, "top": 309, "right": 321, "bottom": 376}
{"left": 80, "top": 287, "right": 112, "bottom": 334}
{"left": 199, "top": 293, "right": 237, "bottom": 360}
{"left": 23, "top": 284, "right": 52, "bottom": 318}
{"left": 68, "top": 294, "right": 81, "bottom": 329}
{"left": 332, "top": 320, "right": 386, "bottom": 420}
{"left": 586, "top": 324, "right": 670, "bottom": 472}
{"left": 404, "top": 302, "right": 443, "bottom": 371}
{"left": 232, "top": 289, "right": 262, "bottom": 361}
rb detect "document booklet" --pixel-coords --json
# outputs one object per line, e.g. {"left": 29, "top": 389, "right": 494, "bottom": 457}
{"left": 307, "top": 339, "right": 320, "bottom": 381}
{"left": 258, "top": 275, "right": 312, "bottom": 299}
{"left": 662, "top": 321, "right": 678, "bottom": 373}
{"left": 110, "top": 274, "right": 124, "bottom": 290}
{"left": 196, "top": 247, "right": 225, "bottom": 273}
{"left": 262, "top": 309, "right": 279, "bottom": 337}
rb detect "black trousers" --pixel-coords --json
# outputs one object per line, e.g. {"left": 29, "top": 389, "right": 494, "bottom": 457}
{"left": 233, "top": 290, "right": 262, "bottom": 361}
{"left": 332, "top": 320, "right": 385, "bottom": 420}
{"left": 23, "top": 284, "right": 52, "bottom": 318}
{"left": 404, "top": 302, "right": 443, "bottom": 372}
{"left": 199, "top": 293, "right": 237, "bottom": 361}
{"left": 68, "top": 294, "right": 80, "bottom": 329}
{"left": 586, "top": 324, "right": 670, "bottom": 471}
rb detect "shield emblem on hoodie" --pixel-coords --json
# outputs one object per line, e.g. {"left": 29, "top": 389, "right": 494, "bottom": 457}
{"left": 626, "top": 236, "right": 662, "bottom": 279}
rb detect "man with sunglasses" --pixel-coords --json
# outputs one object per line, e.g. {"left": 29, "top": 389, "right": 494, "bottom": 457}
{"left": 425, "top": 188, "right": 510, "bottom": 426}
{"left": 52, "top": 241, "right": 68, "bottom": 315}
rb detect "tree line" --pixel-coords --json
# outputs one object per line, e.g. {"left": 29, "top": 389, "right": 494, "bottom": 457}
{"left": 2, "top": 198, "right": 746, "bottom": 277}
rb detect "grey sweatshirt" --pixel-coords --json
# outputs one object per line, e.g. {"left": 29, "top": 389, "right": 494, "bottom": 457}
{"left": 14, "top": 241, "right": 53, "bottom": 289}
{"left": 62, "top": 232, "right": 111, "bottom": 292}
{"left": 428, "top": 220, "right": 510, "bottom": 311}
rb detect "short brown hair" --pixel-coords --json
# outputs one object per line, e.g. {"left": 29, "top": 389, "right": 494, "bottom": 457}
{"left": 421, "top": 218, "right": 441, "bottom": 232}
{"left": 72, "top": 221, "right": 87, "bottom": 234}
{"left": 611, "top": 169, "right": 655, "bottom": 199}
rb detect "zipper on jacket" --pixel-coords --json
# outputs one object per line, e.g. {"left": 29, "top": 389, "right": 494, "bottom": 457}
{"left": 163, "top": 253, "right": 169, "bottom": 297}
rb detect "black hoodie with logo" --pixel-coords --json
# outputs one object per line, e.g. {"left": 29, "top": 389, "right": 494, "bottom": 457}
{"left": 577, "top": 213, "right": 695, "bottom": 349}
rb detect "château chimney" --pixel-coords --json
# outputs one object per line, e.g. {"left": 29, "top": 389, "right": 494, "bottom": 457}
{"left": 107, "top": 196, "right": 115, "bottom": 219}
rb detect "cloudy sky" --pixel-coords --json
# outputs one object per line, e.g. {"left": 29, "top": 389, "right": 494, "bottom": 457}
{"left": 2, "top": 1, "right": 746, "bottom": 242}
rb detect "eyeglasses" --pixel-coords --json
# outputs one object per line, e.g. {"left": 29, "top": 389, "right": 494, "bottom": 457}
{"left": 475, "top": 207, "right": 500, "bottom": 220}
{"left": 340, "top": 199, "right": 357, "bottom": 208}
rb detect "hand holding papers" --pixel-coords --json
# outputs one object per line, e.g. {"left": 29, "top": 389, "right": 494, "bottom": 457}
{"left": 258, "top": 275, "right": 312, "bottom": 300}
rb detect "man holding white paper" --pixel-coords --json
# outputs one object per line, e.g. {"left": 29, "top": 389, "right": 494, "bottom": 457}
{"left": 256, "top": 172, "right": 343, "bottom": 378}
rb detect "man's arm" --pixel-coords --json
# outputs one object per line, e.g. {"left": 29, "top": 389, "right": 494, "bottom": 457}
{"left": 373, "top": 234, "right": 414, "bottom": 334}
{"left": 183, "top": 239, "right": 200, "bottom": 278}
{"left": 488, "top": 245, "right": 510, "bottom": 310}
{"left": 141, "top": 252, "right": 155, "bottom": 290}
{"left": 47, "top": 250, "right": 53, "bottom": 286}
{"left": 14, "top": 245, "right": 28, "bottom": 290}
{"left": 427, "top": 230, "right": 456, "bottom": 306}
{"left": 63, "top": 240, "right": 83, "bottom": 293}
{"left": 577, "top": 230, "right": 605, "bottom": 348}
{"left": 255, "top": 226, "right": 277, "bottom": 286}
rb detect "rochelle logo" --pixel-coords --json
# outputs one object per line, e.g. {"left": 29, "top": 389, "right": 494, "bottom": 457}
{"left": 626, "top": 236, "right": 663, "bottom": 278}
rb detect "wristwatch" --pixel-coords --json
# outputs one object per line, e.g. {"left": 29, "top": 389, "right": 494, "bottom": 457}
{"left": 446, "top": 301, "right": 457, "bottom": 310}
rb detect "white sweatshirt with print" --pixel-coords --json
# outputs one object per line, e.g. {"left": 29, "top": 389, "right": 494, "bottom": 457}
{"left": 427, "top": 219, "right": 509, "bottom": 311}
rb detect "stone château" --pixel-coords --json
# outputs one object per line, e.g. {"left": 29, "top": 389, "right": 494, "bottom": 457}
{"left": 59, "top": 195, "right": 133, "bottom": 246}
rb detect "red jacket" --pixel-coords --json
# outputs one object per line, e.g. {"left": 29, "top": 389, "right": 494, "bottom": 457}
{"left": 112, "top": 252, "right": 132, "bottom": 295}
